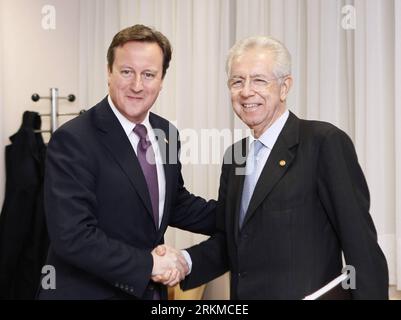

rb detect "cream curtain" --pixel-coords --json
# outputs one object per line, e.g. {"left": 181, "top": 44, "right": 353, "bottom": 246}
{"left": 395, "top": 0, "right": 401, "bottom": 291}
{"left": 78, "top": 0, "right": 401, "bottom": 296}
{"left": 353, "top": 0, "right": 396, "bottom": 288}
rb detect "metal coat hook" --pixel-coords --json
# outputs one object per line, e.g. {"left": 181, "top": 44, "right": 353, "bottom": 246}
{"left": 31, "top": 88, "right": 81, "bottom": 134}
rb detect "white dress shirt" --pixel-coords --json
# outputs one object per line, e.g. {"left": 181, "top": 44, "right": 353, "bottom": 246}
{"left": 247, "top": 109, "right": 290, "bottom": 180}
{"left": 108, "top": 95, "right": 166, "bottom": 228}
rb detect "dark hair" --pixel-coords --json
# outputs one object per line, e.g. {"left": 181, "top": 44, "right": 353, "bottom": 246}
{"left": 107, "top": 24, "right": 172, "bottom": 79}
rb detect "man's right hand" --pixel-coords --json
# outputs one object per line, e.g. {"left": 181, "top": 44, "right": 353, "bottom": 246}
{"left": 151, "top": 245, "right": 189, "bottom": 287}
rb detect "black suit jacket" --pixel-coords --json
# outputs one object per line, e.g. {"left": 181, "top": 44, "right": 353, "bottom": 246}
{"left": 37, "top": 97, "right": 216, "bottom": 300}
{"left": 182, "top": 112, "right": 388, "bottom": 299}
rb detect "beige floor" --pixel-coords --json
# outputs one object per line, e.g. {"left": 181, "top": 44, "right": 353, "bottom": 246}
{"left": 389, "top": 286, "right": 401, "bottom": 300}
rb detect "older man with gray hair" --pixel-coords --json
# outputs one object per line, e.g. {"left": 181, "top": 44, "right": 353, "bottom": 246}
{"left": 154, "top": 35, "right": 388, "bottom": 299}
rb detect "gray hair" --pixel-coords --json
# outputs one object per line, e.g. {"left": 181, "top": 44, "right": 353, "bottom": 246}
{"left": 226, "top": 36, "right": 291, "bottom": 79}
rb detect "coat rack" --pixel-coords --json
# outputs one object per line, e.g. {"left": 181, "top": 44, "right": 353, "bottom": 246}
{"left": 31, "top": 88, "right": 83, "bottom": 134}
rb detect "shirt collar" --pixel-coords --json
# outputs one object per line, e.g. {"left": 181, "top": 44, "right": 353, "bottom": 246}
{"left": 107, "top": 95, "right": 152, "bottom": 137}
{"left": 249, "top": 109, "right": 289, "bottom": 150}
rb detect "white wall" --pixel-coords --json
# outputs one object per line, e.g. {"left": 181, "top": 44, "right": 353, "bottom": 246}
{"left": 0, "top": 0, "right": 80, "bottom": 207}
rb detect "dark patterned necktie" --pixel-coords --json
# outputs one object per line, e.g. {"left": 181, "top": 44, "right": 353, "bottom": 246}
{"left": 133, "top": 124, "right": 159, "bottom": 228}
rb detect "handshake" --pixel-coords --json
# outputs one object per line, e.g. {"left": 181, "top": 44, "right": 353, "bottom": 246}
{"left": 151, "top": 244, "right": 189, "bottom": 287}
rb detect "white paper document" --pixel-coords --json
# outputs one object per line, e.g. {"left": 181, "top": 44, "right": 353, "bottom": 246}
{"left": 303, "top": 273, "right": 348, "bottom": 300}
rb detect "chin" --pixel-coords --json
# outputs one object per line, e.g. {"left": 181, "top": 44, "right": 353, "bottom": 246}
{"left": 242, "top": 115, "right": 260, "bottom": 126}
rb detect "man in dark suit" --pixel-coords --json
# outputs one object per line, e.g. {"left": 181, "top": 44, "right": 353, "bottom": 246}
{"left": 155, "top": 35, "right": 389, "bottom": 299}
{"left": 37, "top": 25, "right": 216, "bottom": 300}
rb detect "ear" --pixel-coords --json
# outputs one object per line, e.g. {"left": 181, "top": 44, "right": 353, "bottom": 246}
{"left": 280, "top": 76, "right": 293, "bottom": 102}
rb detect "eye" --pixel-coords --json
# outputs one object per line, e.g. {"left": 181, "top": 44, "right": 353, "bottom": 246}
{"left": 120, "top": 69, "right": 133, "bottom": 78}
{"left": 230, "top": 79, "right": 243, "bottom": 88}
{"left": 143, "top": 72, "right": 156, "bottom": 80}
{"left": 253, "top": 78, "right": 268, "bottom": 86}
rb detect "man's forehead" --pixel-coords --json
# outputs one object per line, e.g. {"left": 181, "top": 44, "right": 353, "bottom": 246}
{"left": 234, "top": 48, "right": 273, "bottom": 63}
{"left": 113, "top": 42, "right": 163, "bottom": 65}
{"left": 230, "top": 52, "right": 274, "bottom": 76}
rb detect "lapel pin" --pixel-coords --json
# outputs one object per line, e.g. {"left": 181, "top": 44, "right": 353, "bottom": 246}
{"left": 279, "top": 160, "right": 286, "bottom": 167}
{"left": 164, "top": 138, "right": 169, "bottom": 144}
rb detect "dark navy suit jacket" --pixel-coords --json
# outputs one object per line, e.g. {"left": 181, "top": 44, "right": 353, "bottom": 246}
{"left": 38, "top": 97, "right": 216, "bottom": 299}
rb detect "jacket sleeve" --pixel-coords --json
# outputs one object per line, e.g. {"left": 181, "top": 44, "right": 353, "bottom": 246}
{"left": 317, "top": 128, "right": 389, "bottom": 299}
{"left": 45, "top": 128, "right": 153, "bottom": 298}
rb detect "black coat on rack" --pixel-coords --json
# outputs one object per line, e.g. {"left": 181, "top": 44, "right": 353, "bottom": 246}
{"left": 0, "top": 111, "right": 49, "bottom": 299}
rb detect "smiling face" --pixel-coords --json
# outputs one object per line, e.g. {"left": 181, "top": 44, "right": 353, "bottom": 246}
{"left": 229, "top": 47, "right": 292, "bottom": 138}
{"left": 108, "top": 41, "right": 164, "bottom": 123}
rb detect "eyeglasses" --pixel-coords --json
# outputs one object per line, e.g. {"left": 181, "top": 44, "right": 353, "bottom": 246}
{"left": 227, "top": 75, "right": 288, "bottom": 92}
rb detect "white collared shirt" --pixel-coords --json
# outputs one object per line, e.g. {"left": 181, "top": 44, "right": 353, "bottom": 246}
{"left": 108, "top": 95, "right": 166, "bottom": 228}
{"left": 247, "top": 110, "right": 290, "bottom": 183}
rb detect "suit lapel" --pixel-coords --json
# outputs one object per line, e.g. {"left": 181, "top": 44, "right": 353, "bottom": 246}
{"left": 240, "top": 112, "right": 300, "bottom": 229}
{"left": 231, "top": 139, "right": 248, "bottom": 244}
{"left": 93, "top": 98, "right": 154, "bottom": 222}
{"left": 149, "top": 113, "right": 173, "bottom": 235}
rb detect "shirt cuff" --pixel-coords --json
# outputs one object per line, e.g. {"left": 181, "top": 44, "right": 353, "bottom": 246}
{"left": 181, "top": 250, "right": 193, "bottom": 275}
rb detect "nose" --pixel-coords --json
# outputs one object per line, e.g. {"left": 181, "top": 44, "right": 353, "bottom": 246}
{"left": 130, "top": 76, "right": 144, "bottom": 92}
{"left": 239, "top": 78, "right": 255, "bottom": 98}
